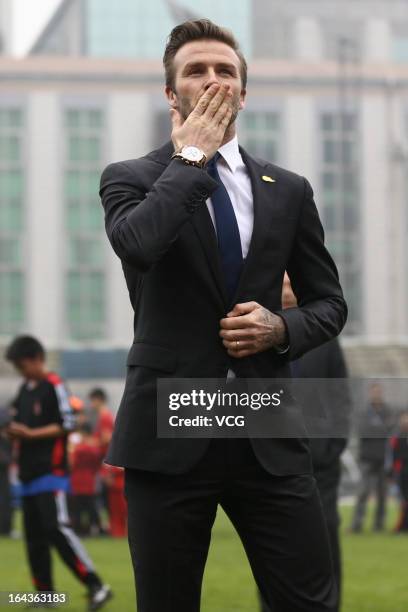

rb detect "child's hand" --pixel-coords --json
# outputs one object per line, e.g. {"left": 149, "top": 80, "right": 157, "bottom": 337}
{"left": 7, "top": 421, "right": 33, "bottom": 440}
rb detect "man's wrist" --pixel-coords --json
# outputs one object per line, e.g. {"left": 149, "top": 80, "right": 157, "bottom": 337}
{"left": 272, "top": 314, "right": 289, "bottom": 351}
{"left": 171, "top": 145, "right": 207, "bottom": 169}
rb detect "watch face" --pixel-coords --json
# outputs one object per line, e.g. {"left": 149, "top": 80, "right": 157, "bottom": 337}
{"left": 182, "top": 146, "right": 204, "bottom": 162}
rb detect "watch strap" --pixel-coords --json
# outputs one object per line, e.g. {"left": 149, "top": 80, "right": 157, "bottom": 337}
{"left": 171, "top": 148, "right": 207, "bottom": 169}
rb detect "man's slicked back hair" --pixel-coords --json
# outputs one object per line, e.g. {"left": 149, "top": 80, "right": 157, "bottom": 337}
{"left": 163, "top": 19, "right": 247, "bottom": 90}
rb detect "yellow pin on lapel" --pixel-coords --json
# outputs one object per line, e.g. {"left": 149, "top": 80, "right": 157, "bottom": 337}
{"left": 262, "top": 175, "right": 275, "bottom": 183}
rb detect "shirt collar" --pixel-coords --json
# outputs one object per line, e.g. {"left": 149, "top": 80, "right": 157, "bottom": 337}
{"left": 217, "top": 135, "right": 242, "bottom": 173}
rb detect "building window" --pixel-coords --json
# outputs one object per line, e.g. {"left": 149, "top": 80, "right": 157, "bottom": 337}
{"left": 320, "top": 111, "right": 361, "bottom": 335}
{"left": 393, "top": 22, "right": 408, "bottom": 62}
{"left": 321, "top": 21, "right": 362, "bottom": 62}
{"left": 0, "top": 108, "right": 25, "bottom": 335}
{"left": 63, "top": 108, "right": 106, "bottom": 341}
{"left": 252, "top": 13, "right": 292, "bottom": 59}
{"left": 239, "top": 111, "right": 281, "bottom": 163}
{"left": 87, "top": 0, "right": 251, "bottom": 60}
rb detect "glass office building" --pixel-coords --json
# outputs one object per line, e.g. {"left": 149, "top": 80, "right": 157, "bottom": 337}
{"left": 0, "top": 107, "right": 25, "bottom": 335}
{"left": 87, "top": 0, "right": 251, "bottom": 59}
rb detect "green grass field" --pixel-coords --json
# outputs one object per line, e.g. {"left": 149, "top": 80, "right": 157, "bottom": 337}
{"left": 1, "top": 503, "right": 407, "bottom": 611}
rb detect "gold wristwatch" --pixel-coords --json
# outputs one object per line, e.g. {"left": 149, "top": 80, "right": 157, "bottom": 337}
{"left": 171, "top": 145, "right": 207, "bottom": 169}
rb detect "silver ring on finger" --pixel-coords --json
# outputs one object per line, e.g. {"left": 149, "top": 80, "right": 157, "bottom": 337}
{"left": 235, "top": 340, "right": 240, "bottom": 348}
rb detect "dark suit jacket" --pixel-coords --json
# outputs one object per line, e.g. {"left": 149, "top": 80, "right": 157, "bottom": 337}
{"left": 358, "top": 402, "right": 392, "bottom": 465}
{"left": 99, "top": 141, "right": 348, "bottom": 475}
{"left": 292, "top": 338, "right": 350, "bottom": 474}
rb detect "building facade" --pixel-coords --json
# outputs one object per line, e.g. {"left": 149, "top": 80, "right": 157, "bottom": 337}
{"left": 1, "top": 57, "right": 408, "bottom": 356}
{"left": 1, "top": 1, "right": 408, "bottom": 382}
{"left": 0, "top": 0, "right": 12, "bottom": 55}
{"left": 252, "top": 0, "right": 408, "bottom": 63}
{"left": 29, "top": 0, "right": 408, "bottom": 64}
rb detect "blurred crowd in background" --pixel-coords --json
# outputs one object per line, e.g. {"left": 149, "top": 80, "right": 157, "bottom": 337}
{"left": 348, "top": 385, "right": 408, "bottom": 534}
{"left": 2, "top": 377, "right": 408, "bottom": 541}
{"left": 0, "top": 387, "right": 127, "bottom": 540}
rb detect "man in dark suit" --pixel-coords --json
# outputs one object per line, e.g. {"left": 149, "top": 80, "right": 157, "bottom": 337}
{"left": 264, "top": 274, "right": 350, "bottom": 612}
{"left": 291, "top": 343, "right": 349, "bottom": 612}
{"left": 99, "top": 19, "right": 347, "bottom": 612}
{"left": 350, "top": 383, "right": 392, "bottom": 533}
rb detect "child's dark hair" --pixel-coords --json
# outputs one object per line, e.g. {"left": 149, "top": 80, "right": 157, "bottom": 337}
{"left": 5, "top": 335, "right": 45, "bottom": 363}
{"left": 89, "top": 388, "right": 107, "bottom": 402}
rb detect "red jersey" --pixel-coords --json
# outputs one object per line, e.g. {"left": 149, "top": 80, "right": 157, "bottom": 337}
{"left": 94, "top": 408, "right": 114, "bottom": 455}
{"left": 70, "top": 442, "right": 102, "bottom": 495}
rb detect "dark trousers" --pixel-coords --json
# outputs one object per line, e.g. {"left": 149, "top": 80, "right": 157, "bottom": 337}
{"left": 22, "top": 490, "right": 102, "bottom": 592}
{"left": 124, "top": 439, "right": 337, "bottom": 612}
{"left": 315, "top": 465, "right": 342, "bottom": 612}
{"left": 260, "top": 465, "right": 342, "bottom": 612}
{"left": 395, "top": 476, "right": 408, "bottom": 531}
{"left": 70, "top": 494, "right": 102, "bottom": 536}
{"left": 0, "top": 467, "right": 12, "bottom": 534}
{"left": 351, "top": 461, "right": 387, "bottom": 531}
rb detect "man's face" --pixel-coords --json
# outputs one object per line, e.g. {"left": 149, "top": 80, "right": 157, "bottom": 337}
{"left": 369, "top": 384, "right": 383, "bottom": 405}
{"left": 165, "top": 39, "right": 246, "bottom": 126}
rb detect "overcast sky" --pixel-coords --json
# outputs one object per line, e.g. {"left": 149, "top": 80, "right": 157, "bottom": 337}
{"left": 12, "top": 0, "right": 60, "bottom": 55}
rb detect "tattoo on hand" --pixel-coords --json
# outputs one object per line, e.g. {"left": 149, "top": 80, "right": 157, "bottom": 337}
{"left": 260, "top": 308, "right": 286, "bottom": 349}
{"left": 219, "top": 302, "right": 288, "bottom": 359}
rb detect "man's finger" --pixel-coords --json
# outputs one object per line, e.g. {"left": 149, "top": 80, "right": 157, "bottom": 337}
{"left": 220, "top": 313, "right": 253, "bottom": 330}
{"left": 213, "top": 99, "right": 232, "bottom": 124}
{"left": 219, "top": 105, "right": 233, "bottom": 127}
{"left": 191, "top": 83, "right": 220, "bottom": 116}
{"left": 203, "top": 84, "right": 230, "bottom": 119}
{"left": 219, "top": 328, "right": 254, "bottom": 341}
{"left": 227, "top": 302, "right": 260, "bottom": 317}
{"left": 222, "top": 338, "right": 253, "bottom": 350}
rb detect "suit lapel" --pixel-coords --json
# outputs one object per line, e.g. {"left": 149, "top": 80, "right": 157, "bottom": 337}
{"left": 189, "top": 205, "right": 229, "bottom": 306}
{"left": 229, "top": 147, "right": 278, "bottom": 307}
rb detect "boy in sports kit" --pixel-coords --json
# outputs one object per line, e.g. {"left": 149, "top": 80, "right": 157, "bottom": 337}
{"left": 5, "top": 336, "right": 112, "bottom": 611}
